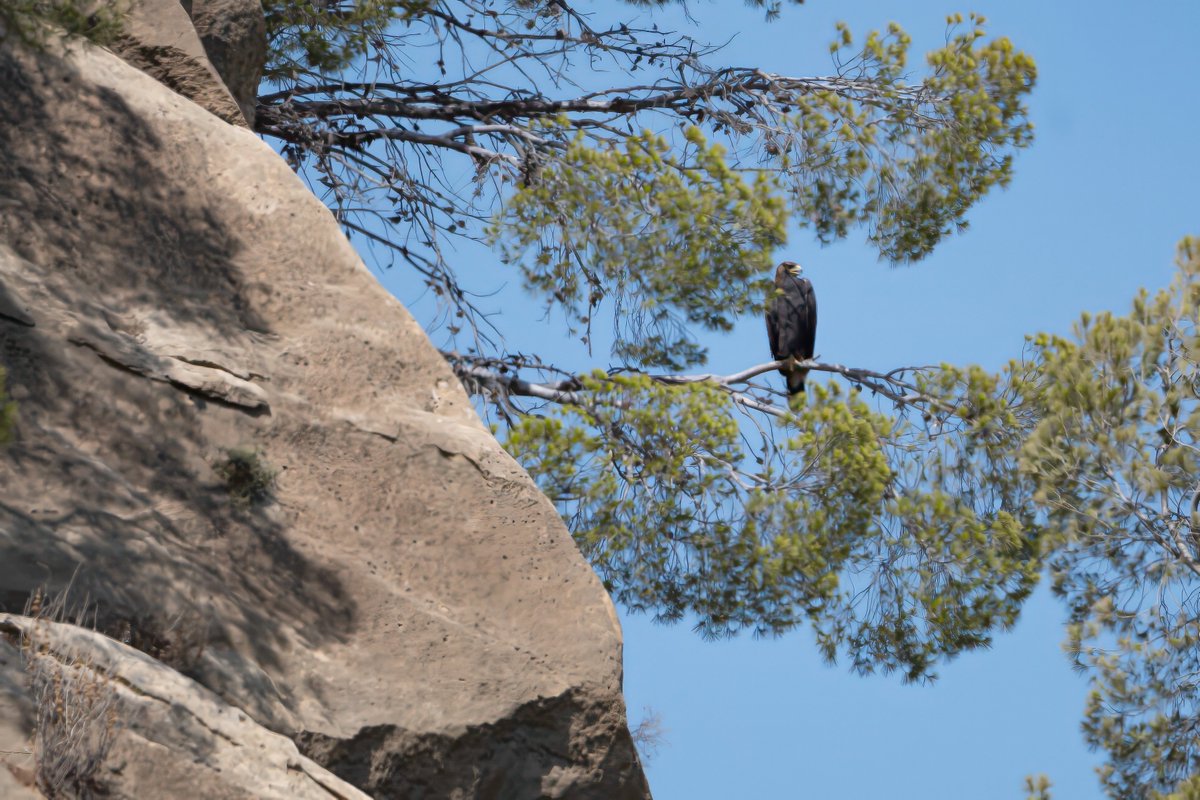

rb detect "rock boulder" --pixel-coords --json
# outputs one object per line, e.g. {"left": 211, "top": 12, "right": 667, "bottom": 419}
{"left": 0, "top": 27, "right": 648, "bottom": 800}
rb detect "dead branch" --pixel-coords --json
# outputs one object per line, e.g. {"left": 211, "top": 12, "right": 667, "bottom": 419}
{"left": 442, "top": 351, "right": 945, "bottom": 420}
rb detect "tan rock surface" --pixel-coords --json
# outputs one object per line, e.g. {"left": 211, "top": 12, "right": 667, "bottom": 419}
{"left": 0, "top": 636, "right": 40, "bottom": 800}
{"left": 0, "top": 33, "right": 648, "bottom": 800}
{"left": 110, "top": 0, "right": 247, "bottom": 126}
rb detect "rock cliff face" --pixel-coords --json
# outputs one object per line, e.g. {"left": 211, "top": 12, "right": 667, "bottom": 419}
{"left": 0, "top": 6, "right": 648, "bottom": 798}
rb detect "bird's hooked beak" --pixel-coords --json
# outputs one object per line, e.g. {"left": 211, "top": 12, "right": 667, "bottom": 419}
{"left": 783, "top": 261, "right": 803, "bottom": 276}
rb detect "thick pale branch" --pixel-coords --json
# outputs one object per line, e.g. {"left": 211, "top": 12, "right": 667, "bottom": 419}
{"left": 261, "top": 121, "right": 523, "bottom": 162}
{"left": 655, "top": 359, "right": 934, "bottom": 407}
{"left": 444, "top": 352, "right": 941, "bottom": 419}
{"left": 257, "top": 70, "right": 936, "bottom": 133}
{"left": 456, "top": 363, "right": 584, "bottom": 404}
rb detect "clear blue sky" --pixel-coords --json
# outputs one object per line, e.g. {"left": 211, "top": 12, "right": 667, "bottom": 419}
{"left": 366, "top": 1, "right": 1200, "bottom": 797}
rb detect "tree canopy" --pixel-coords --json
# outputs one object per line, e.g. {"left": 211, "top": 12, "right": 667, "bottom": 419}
{"left": 500, "top": 234, "right": 1200, "bottom": 798}
{"left": 1031, "top": 240, "right": 1200, "bottom": 799}
{"left": 251, "top": 0, "right": 1064, "bottom": 686}
{"left": 258, "top": 3, "right": 1034, "bottom": 367}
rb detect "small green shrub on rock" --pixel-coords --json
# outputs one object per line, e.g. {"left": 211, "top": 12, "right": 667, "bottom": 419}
{"left": 214, "top": 447, "right": 277, "bottom": 507}
{"left": 0, "top": 366, "right": 16, "bottom": 445}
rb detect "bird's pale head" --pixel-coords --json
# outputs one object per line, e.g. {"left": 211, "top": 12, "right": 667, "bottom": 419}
{"left": 776, "top": 261, "right": 803, "bottom": 280}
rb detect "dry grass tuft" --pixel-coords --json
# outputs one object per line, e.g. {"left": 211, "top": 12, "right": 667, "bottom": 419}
{"left": 26, "top": 651, "right": 117, "bottom": 799}
{"left": 11, "top": 586, "right": 119, "bottom": 799}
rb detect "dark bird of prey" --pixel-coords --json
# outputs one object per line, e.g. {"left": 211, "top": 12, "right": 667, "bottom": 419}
{"left": 765, "top": 261, "right": 817, "bottom": 395}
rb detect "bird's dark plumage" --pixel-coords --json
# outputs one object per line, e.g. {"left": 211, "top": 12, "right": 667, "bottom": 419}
{"left": 765, "top": 261, "right": 817, "bottom": 395}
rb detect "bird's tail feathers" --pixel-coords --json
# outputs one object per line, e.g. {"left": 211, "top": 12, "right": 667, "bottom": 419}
{"left": 786, "top": 369, "right": 808, "bottom": 396}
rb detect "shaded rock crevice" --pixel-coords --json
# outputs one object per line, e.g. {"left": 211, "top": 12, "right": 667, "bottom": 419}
{"left": 183, "top": 0, "right": 267, "bottom": 126}
{"left": 110, "top": 40, "right": 245, "bottom": 124}
{"left": 109, "top": 0, "right": 251, "bottom": 125}
{"left": 296, "top": 687, "right": 646, "bottom": 800}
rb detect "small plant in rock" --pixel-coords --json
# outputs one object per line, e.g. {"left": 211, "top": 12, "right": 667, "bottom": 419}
{"left": 0, "top": 365, "right": 15, "bottom": 445}
{"left": 214, "top": 446, "right": 277, "bottom": 507}
{"left": 629, "top": 706, "right": 668, "bottom": 764}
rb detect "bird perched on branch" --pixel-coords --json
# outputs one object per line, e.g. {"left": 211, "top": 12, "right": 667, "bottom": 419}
{"left": 765, "top": 261, "right": 817, "bottom": 395}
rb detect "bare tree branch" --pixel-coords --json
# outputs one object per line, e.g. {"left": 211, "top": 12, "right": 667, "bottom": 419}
{"left": 261, "top": 3, "right": 1033, "bottom": 356}
{"left": 442, "top": 351, "right": 948, "bottom": 420}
